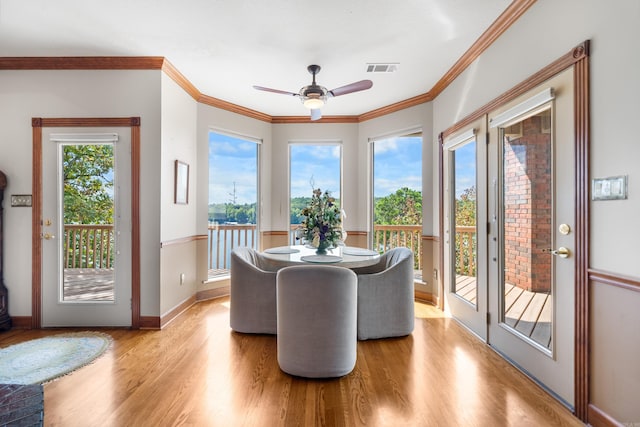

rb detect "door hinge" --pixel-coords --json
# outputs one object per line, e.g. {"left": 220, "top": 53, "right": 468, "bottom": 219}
{"left": 486, "top": 312, "right": 491, "bottom": 324}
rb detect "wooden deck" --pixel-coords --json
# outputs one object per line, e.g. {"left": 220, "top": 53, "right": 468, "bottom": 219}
{"left": 455, "top": 275, "right": 551, "bottom": 349}
{"left": 63, "top": 268, "right": 114, "bottom": 301}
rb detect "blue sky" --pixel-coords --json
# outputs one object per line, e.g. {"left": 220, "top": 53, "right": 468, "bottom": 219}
{"left": 209, "top": 132, "right": 441, "bottom": 204}
{"left": 290, "top": 144, "right": 341, "bottom": 198}
{"left": 209, "top": 132, "right": 258, "bottom": 205}
{"left": 373, "top": 136, "right": 422, "bottom": 197}
{"left": 452, "top": 140, "right": 476, "bottom": 198}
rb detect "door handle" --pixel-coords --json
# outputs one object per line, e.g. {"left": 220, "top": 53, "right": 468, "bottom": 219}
{"left": 43, "top": 232, "right": 55, "bottom": 240}
{"left": 542, "top": 247, "right": 570, "bottom": 258}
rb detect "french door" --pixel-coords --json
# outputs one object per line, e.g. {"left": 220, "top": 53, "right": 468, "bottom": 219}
{"left": 445, "top": 68, "right": 576, "bottom": 407}
{"left": 41, "top": 129, "right": 132, "bottom": 327}
{"left": 443, "top": 118, "right": 487, "bottom": 340}
{"left": 487, "top": 68, "right": 575, "bottom": 407}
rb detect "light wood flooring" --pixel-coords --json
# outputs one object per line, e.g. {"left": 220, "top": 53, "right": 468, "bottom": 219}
{"left": 0, "top": 298, "right": 583, "bottom": 427}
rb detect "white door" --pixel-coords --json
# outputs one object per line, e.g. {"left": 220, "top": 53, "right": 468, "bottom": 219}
{"left": 487, "top": 68, "right": 575, "bottom": 407}
{"left": 443, "top": 118, "right": 488, "bottom": 340}
{"left": 41, "top": 129, "right": 132, "bottom": 327}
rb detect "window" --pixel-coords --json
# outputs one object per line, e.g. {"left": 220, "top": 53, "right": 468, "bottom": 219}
{"left": 289, "top": 142, "right": 342, "bottom": 243}
{"left": 208, "top": 131, "right": 259, "bottom": 276}
{"left": 371, "top": 131, "right": 422, "bottom": 273}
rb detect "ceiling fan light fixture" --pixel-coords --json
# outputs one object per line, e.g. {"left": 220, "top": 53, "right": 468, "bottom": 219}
{"left": 302, "top": 95, "right": 325, "bottom": 109}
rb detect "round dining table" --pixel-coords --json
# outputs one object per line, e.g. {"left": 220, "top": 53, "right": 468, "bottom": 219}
{"left": 261, "top": 245, "right": 380, "bottom": 269}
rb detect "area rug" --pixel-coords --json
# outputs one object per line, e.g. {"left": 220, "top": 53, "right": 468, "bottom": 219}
{"left": 0, "top": 332, "right": 112, "bottom": 385}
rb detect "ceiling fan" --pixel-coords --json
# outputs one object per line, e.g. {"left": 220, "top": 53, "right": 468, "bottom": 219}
{"left": 253, "top": 65, "right": 373, "bottom": 121}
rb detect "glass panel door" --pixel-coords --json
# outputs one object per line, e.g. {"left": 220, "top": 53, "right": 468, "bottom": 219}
{"left": 452, "top": 139, "right": 478, "bottom": 306}
{"left": 443, "top": 120, "right": 487, "bottom": 341}
{"left": 62, "top": 143, "right": 115, "bottom": 302}
{"left": 487, "top": 68, "right": 575, "bottom": 408}
{"left": 42, "top": 130, "right": 131, "bottom": 327}
{"left": 499, "top": 107, "right": 553, "bottom": 350}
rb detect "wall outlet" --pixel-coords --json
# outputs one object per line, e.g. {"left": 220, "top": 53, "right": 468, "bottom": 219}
{"left": 180, "top": 273, "right": 185, "bottom": 285}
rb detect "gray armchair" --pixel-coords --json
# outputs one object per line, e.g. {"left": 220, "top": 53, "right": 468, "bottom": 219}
{"left": 276, "top": 264, "right": 357, "bottom": 378}
{"left": 230, "top": 247, "right": 278, "bottom": 334}
{"left": 352, "top": 247, "right": 415, "bottom": 340}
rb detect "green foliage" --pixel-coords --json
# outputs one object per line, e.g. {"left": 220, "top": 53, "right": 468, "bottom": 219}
{"left": 63, "top": 145, "right": 114, "bottom": 225}
{"left": 455, "top": 185, "right": 476, "bottom": 226}
{"left": 208, "top": 203, "right": 256, "bottom": 224}
{"left": 374, "top": 187, "right": 422, "bottom": 225}
{"left": 290, "top": 197, "right": 311, "bottom": 224}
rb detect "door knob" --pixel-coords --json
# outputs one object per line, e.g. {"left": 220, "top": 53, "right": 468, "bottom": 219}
{"left": 542, "top": 247, "right": 570, "bottom": 258}
{"left": 43, "top": 232, "right": 55, "bottom": 240}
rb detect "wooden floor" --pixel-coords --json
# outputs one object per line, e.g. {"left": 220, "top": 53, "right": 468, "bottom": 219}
{"left": 455, "top": 275, "right": 552, "bottom": 349}
{"left": 0, "top": 298, "right": 582, "bottom": 426}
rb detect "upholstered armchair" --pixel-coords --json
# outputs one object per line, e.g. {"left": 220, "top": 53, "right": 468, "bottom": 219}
{"left": 351, "top": 247, "right": 415, "bottom": 340}
{"left": 230, "top": 247, "right": 279, "bottom": 334}
{"left": 276, "top": 265, "right": 357, "bottom": 378}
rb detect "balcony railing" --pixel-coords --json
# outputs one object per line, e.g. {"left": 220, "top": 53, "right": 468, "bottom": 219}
{"left": 64, "top": 224, "right": 114, "bottom": 269}
{"left": 207, "top": 223, "right": 428, "bottom": 272}
{"left": 455, "top": 225, "right": 476, "bottom": 276}
{"left": 65, "top": 223, "right": 477, "bottom": 280}
{"left": 207, "top": 223, "right": 256, "bottom": 271}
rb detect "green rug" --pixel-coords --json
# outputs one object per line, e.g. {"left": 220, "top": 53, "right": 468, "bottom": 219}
{"left": 0, "top": 332, "right": 112, "bottom": 385}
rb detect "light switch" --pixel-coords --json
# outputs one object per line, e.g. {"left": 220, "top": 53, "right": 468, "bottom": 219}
{"left": 592, "top": 176, "right": 627, "bottom": 200}
{"left": 11, "top": 194, "right": 32, "bottom": 207}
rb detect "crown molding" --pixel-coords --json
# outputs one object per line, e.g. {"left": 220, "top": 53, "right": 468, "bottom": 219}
{"left": 358, "top": 92, "right": 434, "bottom": 122}
{"left": 271, "top": 115, "right": 360, "bottom": 124}
{"left": 0, "top": 56, "right": 165, "bottom": 70}
{"left": 429, "top": 0, "right": 536, "bottom": 99}
{"left": 161, "top": 58, "right": 201, "bottom": 100}
{"left": 198, "top": 94, "right": 272, "bottom": 122}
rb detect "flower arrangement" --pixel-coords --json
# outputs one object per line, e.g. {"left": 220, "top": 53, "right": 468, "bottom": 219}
{"left": 299, "top": 188, "right": 343, "bottom": 253}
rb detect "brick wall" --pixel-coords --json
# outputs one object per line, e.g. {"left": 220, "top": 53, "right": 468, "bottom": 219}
{"left": 503, "top": 115, "right": 551, "bottom": 293}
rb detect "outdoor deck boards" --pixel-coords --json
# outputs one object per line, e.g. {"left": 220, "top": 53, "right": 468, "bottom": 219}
{"left": 63, "top": 268, "right": 114, "bottom": 301}
{"left": 455, "top": 275, "right": 551, "bottom": 349}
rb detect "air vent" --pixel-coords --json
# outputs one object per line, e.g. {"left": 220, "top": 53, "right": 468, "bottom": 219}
{"left": 366, "top": 63, "right": 399, "bottom": 73}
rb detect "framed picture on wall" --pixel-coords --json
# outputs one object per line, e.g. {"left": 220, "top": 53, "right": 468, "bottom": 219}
{"left": 174, "top": 160, "right": 189, "bottom": 204}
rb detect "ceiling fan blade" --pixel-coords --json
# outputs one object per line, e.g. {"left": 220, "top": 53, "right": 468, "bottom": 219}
{"left": 253, "top": 85, "right": 298, "bottom": 96}
{"left": 328, "top": 80, "right": 373, "bottom": 97}
{"left": 310, "top": 109, "right": 322, "bottom": 121}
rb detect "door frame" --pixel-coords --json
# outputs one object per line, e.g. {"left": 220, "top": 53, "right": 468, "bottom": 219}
{"left": 32, "top": 117, "right": 141, "bottom": 329}
{"left": 438, "top": 41, "right": 590, "bottom": 420}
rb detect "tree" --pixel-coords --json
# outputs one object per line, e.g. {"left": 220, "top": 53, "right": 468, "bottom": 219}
{"left": 63, "top": 145, "right": 114, "bottom": 225}
{"left": 374, "top": 187, "right": 422, "bottom": 225}
{"left": 455, "top": 186, "right": 476, "bottom": 226}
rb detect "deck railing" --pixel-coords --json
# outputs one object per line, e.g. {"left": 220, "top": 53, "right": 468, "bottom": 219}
{"left": 64, "top": 224, "right": 114, "bottom": 269}
{"left": 207, "top": 223, "right": 256, "bottom": 270}
{"left": 207, "top": 223, "right": 426, "bottom": 271}
{"left": 455, "top": 225, "right": 476, "bottom": 276}
{"left": 373, "top": 225, "right": 422, "bottom": 270}
{"left": 66, "top": 222, "right": 476, "bottom": 277}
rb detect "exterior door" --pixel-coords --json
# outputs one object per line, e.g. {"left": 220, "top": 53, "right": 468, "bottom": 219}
{"left": 487, "top": 68, "right": 575, "bottom": 407}
{"left": 443, "top": 118, "right": 488, "bottom": 340}
{"left": 41, "top": 130, "right": 132, "bottom": 327}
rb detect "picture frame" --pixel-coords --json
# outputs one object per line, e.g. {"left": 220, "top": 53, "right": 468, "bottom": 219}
{"left": 174, "top": 160, "right": 189, "bottom": 204}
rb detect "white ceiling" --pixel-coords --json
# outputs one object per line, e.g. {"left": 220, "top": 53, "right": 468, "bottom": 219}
{"left": 0, "top": 0, "right": 512, "bottom": 117}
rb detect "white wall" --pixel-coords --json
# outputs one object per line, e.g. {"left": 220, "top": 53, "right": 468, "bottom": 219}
{"left": 0, "top": 69, "right": 162, "bottom": 318}
{"left": 159, "top": 74, "right": 199, "bottom": 315}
